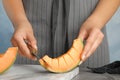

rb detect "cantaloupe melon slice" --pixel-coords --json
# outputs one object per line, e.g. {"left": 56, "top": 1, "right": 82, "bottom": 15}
{"left": 58, "top": 57, "right": 67, "bottom": 71}
{"left": 39, "top": 38, "right": 84, "bottom": 73}
{"left": 67, "top": 48, "right": 79, "bottom": 61}
{"left": 63, "top": 54, "right": 74, "bottom": 66}
{"left": 0, "top": 54, "right": 4, "bottom": 57}
{"left": 0, "top": 47, "right": 18, "bottom": 74}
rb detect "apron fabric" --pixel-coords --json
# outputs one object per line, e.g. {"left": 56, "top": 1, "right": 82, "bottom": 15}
{"left": 15, "top": 0, "right": 109, "bottom": 67}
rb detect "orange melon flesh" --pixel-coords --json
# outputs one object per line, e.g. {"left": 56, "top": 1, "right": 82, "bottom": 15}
{"left": 58, "top": 57, "right": 67, "bottom": 70}
{"left": 39, "top": 38, "right": 84, "bottom": 73}
{"left": 73, "top": 38, "right": 83, "bottom": 52}
{"left": 0, "top": 47, "right": 18, "bottom": 74}
{"left": 68, "top": 48, "right": 79, "bottom": 61}
{"left": 51, "top": 58, "right": 59, "bottom": 71}
{"left": 0, "top": 54, "right": 4, "bottom": 57}
{"left": 42, "top": 55, "right": 52, "bottom": 66}
{"left": 63, "top": 54, "right": 74, "bottom": 66}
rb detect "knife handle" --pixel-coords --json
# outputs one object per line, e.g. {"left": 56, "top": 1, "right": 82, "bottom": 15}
{"left": 24, "top": 40, "right": 39, "bottom": 59}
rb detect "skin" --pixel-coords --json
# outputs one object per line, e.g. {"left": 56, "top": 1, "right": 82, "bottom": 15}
{"left": 3, "top": 0, "right": 120, "bottom": 61}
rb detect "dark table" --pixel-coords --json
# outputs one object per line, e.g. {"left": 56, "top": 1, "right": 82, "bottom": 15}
{"left": 72, "top": 68, "right": 120, "bottom": 80}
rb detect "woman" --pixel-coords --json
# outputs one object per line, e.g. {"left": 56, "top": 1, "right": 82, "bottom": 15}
{"left": 3, "top": 0, "right": 120, "bottom": 67}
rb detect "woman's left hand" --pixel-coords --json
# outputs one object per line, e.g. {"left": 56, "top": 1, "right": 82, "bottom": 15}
{"left": 78, "top": 19, "right": 104, "bottom": 62}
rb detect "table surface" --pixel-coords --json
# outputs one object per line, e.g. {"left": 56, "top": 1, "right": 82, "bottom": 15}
{"left": 72, "top": 68, "right": 120, "bottom": 80}
{"left": 0, "top": 65, "right": 79, "bottom": 80}
{"left": 1, "top": 65, "right": 120, "bottom": 80}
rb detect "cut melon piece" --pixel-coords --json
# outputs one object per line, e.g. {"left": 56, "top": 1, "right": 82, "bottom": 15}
{"left": 0, "top": 47, "right": 18, "bottom": 74}
{"left": 73, "top": 38, "right": 83, "bottom": 52}
{"left": 39, "top": 38, "right": 84, "bottom": 73}
{"left": 57, "top": 57, "right": 67, "bottom": 72}
{"left": 67, "top": 48, "right": 79, "bottom": 61}
{"left": 0, "top": 54, "right": 4, "bottom": 57}
{"left": 63, "top": 54, "right": 74, "bottom": 66}
{"left": 42, "top": 55, "right": 52, "bottom": 66}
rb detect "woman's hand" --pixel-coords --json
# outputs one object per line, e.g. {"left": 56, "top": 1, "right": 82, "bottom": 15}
{"left": 11, "top": 22, "right": 37, "bottom": 60}
{"left": 78, "top": 19, "right": 104, "bottom": 62}
{"left": 77, "top": 0, "right": 120, "bottom": 62}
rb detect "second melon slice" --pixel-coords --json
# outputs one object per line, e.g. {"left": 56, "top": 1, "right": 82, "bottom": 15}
{"left": 39, "top": 38, "right": 84, "bottom": 73}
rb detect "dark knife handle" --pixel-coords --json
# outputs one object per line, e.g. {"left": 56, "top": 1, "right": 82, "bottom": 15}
{"left": 31, "top": 52, "right": 40, "bottom": 60}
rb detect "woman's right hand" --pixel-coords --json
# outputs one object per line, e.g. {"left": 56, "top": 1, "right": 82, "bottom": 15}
{"left": 11, "top": 22, "right": 37, "bottom": 60}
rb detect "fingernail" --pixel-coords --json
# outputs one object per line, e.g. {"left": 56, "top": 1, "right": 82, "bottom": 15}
{"left": 82, "top": 55, "right": 86, "bottom": 61}
{"left": 34, "top": 58, "right": 37, "bottom": 61}
{"left": 34, "top": 45, "right": 37, "bottom": 50}
{"left": 79, "top": 61, "right": 83, "bottom": 65}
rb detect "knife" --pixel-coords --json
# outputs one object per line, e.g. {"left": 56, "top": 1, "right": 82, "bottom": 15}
{"left": 31, "top": 51, "right": 40, "bottom": 60}
{"left": 24, "top": 40, "right": 40, "bottom": 60}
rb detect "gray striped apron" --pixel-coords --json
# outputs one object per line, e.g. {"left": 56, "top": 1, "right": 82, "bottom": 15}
{"left": 15, "top": 0, "right": 109, "bottom": 67}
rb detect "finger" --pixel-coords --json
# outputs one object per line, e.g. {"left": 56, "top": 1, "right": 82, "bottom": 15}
{"left": 15, "top": 37, "right": 36, "bottom": 60}
{"left": 78, "top": 29, "right": 88, "bottom": 41}
{"left": 11, "top": 39, "right": 18, "bottom": 47}
{"left": 18, "top": 50, "right": 26, "bottom": 57}
{"left": 11, "top": 39, "right": 26, "bottom": 56}
{"left": 81, "top": 29, "right": 99, "bottom": 61}
{"left": 84, "top": 32, "right": 104, "bottom": 61}
{"left": 27, "top": 34, "right": 37, "bottom": 52}
{"left": 24, "top": 39, "right": 37, "bottom": 55}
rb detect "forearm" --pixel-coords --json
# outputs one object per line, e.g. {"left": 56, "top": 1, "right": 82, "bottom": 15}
{"left": 87, "top": 0, "right": 120, "bottom": 29}
{"left": 3, "top": 0, "right": 28, "bottom": 28}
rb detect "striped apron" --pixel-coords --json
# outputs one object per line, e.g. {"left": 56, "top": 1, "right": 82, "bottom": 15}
{"left": 15, "top": 0, "right": 109, "bottom": 67}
